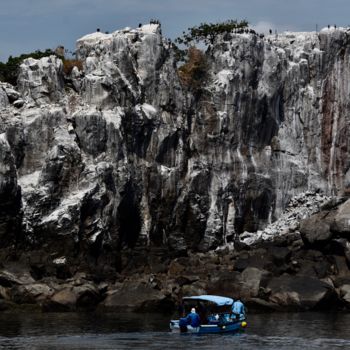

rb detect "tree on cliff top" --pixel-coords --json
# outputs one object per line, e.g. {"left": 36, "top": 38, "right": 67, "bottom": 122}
{"left": 175, "top": 19, "right": 249, "bottom": 46}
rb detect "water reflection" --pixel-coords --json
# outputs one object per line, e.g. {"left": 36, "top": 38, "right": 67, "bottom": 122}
{"left": 0, "top": 312, "right": 349, "bottom": 349}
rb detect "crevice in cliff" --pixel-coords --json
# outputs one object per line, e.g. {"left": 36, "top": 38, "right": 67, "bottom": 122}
{"left": 117, "top": 181, "right": 142, "bottom": 249}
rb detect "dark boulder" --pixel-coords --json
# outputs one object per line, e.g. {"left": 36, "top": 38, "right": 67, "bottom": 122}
{"left": 240, "top": 267, "right": 271, "bottom": 299}
{"left": 338, "top": 284, "right": 350, "bottom": 307}
{"left": 267, "top": 275, "right": 335, "bottom": 310}
{"left": 233, "top": 249, "right": 274, "bottom": 272}
{"left": 101, "top": 281, "right": 174, "bottom": 312}
{"left": 331, "top": 199, "right": 350, "bottom": 236}
{"left": 245, "top": 298, "right": 281, "bottom": 311}
{"left": 268, "top": 246, "right": 291, "bottom": 264}
{"left": 300, "top": 211, "right": 336, "bottom": 247}
{"left": 44, "top": 283, "right": 100, "bottom": 311}
{"left": 206, "top": 271, "right": 242, "bottom": 297}
{"left": 45, "top": 287, "right": 77, "bottom": 311}
{"left": 12, "top": 283, "right": 55, "bottom": 305}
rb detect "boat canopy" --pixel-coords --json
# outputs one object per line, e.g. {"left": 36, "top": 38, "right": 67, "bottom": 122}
{"left": 183, "top": 295, "right": 234, "bottom": 306}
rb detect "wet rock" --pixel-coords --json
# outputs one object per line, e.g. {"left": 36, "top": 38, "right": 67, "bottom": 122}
{"left": 300, "top": 211, "right": 336, "bottom": 247}
{"left": 332, "top": 276, "right": 350, "bottom": 288}
{"left": 74, "top": 283, "right": 101, "bottom": 308}
{"left": 268, "top": 246, "right": 292, "bottom": 264}
{"left": 246, "top": 298, "right": 280, "bottom": 311}
{"left": 168, "top": 259, "right": 187, "bottom": 277}
{"left": 267, "top": 275, "right": 335, "bottom": 310}
{"left": 43, "top": 283, "right": 100, "bottom": 312}
{"left": 240, "top": 267, "right": 271, "bottom": 298}
{"left": 101, "top": 281, "right": 173, "bottom": 312}
{"left": 181, "top": 282, "right": 207, "bottom": 297}
{"left": 338, "top": 284, "right": 350, "bottom": 306}
{"left": 48, "top": 287, "right": 77, "bottom": 311}
{"left": 174, "top": 275, "right": 200, "bottom": 287}
{"left": 0, "top": 286, "right": 11, "bottom": 300}
{"left": 233, "top": 257, "right": 250, "bottom": 272}
{"left": 0, "top": 269, "right": 34, "bottom": 287}
{"left": 234, "top": 249, "right": 275, "bottom": 272}
{"left": 0, "top": 299, "right": 13, "bottom": 311}
{"left": 331, "top": 199, "right": 350, "bottom": 236}
{"left": 12, "top": 283, "right": 55, "bottom": 304}
{"left": 331, "top": 256, "right": 350, "bottom": 277}
{"left": 206, "top": 271, "right": 242, "bottom": 296}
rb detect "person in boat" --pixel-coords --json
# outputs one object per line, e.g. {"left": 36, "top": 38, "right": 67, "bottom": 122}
{"left": 231, "top": 298, "right": 246, "bottom": 320}
{"left": 178, "top": 301, "right": 186, "bottom": 317}
{"left": 197, "top": 302, "right": 208, "bottom": 324}
{"left": 186, "top": 307, "right": 201, "bottom": 327}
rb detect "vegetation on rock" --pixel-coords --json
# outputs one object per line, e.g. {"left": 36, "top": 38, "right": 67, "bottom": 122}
{"left": 62, "top": 59, "right": 83, "bottom": 75}
{"left": 0, "top": 49, "right": 55, "bottom": 85}
{"left": 175, "top": 19, "right": 249, "bottom": 46}
{"left": 175, "top": 19, "right": 248, "bottom": 89}
{"left": 0, "top": 49, "right": 83, "bottom": 86}
{"left": 177, "top": 47, "right": 208, "bottom": 91}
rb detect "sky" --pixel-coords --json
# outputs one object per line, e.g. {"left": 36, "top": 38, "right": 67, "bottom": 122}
{"left": 1, "top": 0, "right": 350, "bottom": 62}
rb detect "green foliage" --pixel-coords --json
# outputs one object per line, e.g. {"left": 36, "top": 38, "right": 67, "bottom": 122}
{"left": 176, "top": 19, "right": 249, "bottom": 46}
{"left": 0, "top": 49, "right": 55, "bottom": 85}
{"left": 172, "top": 43, "right": 187, "bottom": 62}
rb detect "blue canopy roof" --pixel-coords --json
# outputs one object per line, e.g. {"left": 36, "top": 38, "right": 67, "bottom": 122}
{"left": 183, "top": 295, "right": 234, "bottom": 306}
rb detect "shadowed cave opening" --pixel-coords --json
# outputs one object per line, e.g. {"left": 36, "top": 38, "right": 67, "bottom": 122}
{"left": 117, "top": 182, "right": 142, "bottom": 248}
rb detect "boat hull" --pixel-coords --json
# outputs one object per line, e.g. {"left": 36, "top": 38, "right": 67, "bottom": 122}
{"left": 170, "top": 320, "right": 245, "bottom": 334}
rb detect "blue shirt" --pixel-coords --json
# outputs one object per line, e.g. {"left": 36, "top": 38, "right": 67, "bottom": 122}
{"left": 232, "top": 300, "right": 245, "bottom": 317}
{"left": 186, "top": 312, "right": 201, "bottom": 327}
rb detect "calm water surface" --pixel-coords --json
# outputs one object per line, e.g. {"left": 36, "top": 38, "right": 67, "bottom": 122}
{"left": 0, "top": 312, "right": 349, "bottom": 349}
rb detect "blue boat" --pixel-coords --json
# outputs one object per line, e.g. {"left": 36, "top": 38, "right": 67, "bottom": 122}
{"left": 169, "top": 295, "right": 247, "bottom": 334}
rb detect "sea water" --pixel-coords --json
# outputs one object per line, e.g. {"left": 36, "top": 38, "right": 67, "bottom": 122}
{"left": 0, "top": 311, "right": 349, "bottom": 349}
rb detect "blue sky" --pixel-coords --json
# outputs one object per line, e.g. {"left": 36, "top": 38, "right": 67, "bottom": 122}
{"left": 1, "top": 0, "right": 350, "bottom": 62}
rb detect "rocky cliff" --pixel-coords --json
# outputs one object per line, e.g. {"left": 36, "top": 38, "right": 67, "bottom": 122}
{"left": 1, "top": 24, "right": 350, "bottom": 284}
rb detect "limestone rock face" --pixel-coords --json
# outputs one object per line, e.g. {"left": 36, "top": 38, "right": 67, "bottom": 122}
{"left": 0, "top": 82, "right": 22, "bottom": 108}
{"left": 17, "top": 55, "right": 64, "bottom": 104}
{"left": 2, "top": 25, "right": 350, "bottom": 272}
{"left": 0, "top": 85, "right": 9, "bottom": 108}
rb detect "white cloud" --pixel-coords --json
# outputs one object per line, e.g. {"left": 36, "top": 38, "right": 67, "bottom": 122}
{"left": 251, "top": 21, "right": 298, "bottom": 34}
{"left": 251, "top": 21, "right": 275, "bottom": 34}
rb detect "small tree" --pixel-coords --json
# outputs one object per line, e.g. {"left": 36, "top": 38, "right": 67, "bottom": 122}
{"left": 175, "top": 19, "right": 249, "bottom": 46}
{"left": 178, "top": 47, "right": 208, "bottom": 91}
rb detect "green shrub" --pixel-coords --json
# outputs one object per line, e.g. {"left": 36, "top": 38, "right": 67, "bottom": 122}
{"left": 176, "top": 19, "right": 249, "bottom": 46}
